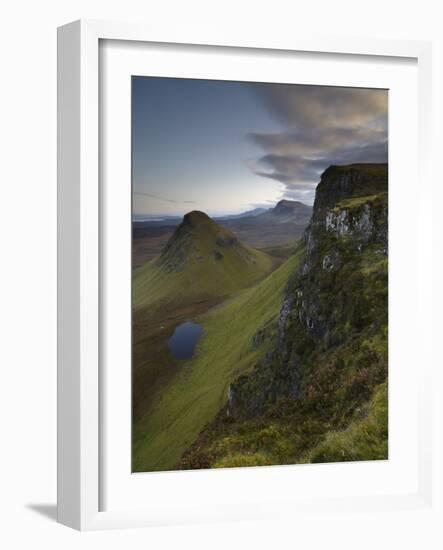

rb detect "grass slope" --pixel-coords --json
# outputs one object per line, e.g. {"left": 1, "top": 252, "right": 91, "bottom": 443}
{"left": 133, "top": 251, "right": 302, "bottom": 472}
{"left": 179, "top": 345, "right": 387, "bottom": 470}
{"left": 133, "top": 211, "right": 274, "bottom": 311}
{"left": 305, "top": 381, "right": 388, "bottom": 463}
{"left": 196, "top": 380, "right": 388, "bottom": 469}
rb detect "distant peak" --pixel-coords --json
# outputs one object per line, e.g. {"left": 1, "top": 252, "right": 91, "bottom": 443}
{"left": 182, "top": 210, "right": 212, "bottom": 227}
{"left": 276, "top": 199, "right": 303, "bottom": 207}
{"left": 272, "top": 199, "right": 310, "bottom": 215}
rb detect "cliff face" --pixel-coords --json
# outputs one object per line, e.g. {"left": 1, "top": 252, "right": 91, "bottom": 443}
{"left": 227, "top": 163, "right": 388, "bottom": 420}
{"left": 311, "top": 163, "right": 388, "bottom": 221}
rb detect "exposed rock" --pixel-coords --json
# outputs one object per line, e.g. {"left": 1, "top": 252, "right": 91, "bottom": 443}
{"left": 325, "top": 204, "right": 374, "bottom": 240}
{"left": 322, "top": 251, "right": 341, "bottom": 272}
{"left": 227, "top": 347, "right": 300, "bottom": 418}
{"left": 302, "top": 262, "right": 310, "bottom": 276}
{"left": 278, "top": 296, "right": 294, "bottom": 341}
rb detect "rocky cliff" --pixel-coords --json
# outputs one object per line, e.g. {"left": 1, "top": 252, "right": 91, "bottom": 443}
{"left": 227, "top": 163, "right": 388, "bottom": 419}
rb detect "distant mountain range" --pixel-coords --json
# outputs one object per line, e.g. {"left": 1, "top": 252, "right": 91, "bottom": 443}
{"left": 133, "top": 200, "right": 311, "bottom": 228}
{"left": 222, "top": 199, "right": 312, "bottom": 226}
{"left": 216, "top": 207, "right": 268, "bottom": 220}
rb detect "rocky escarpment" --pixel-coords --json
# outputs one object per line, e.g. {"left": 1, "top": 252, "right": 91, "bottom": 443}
{"left": 227, "top": 163, "right": 388, "bottom": 419}
{"left": 311, "top": 163, "right": 388, "bottom": 221}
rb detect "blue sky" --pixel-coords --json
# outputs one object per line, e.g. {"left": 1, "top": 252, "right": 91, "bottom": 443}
{"left": 132, "top": 77, "right": 388, "bottom": 217}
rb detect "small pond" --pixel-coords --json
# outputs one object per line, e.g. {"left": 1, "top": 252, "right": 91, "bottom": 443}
{"left": 168, "top": 321, "right": 204, "bottom": 360}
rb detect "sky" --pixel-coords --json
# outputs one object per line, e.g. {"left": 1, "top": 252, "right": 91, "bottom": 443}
{"left": 132, "top": 77, "right": 388, "bottom": 218}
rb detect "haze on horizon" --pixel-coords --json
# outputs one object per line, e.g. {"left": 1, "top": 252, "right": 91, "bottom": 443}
{"left": 132, "top": 77, "right": 388, "bottom": 218}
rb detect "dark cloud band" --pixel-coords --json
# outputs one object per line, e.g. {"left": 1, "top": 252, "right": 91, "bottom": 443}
{"left": 248, "top": 84, "right": 388, "bottom": 202}
{"left": 134, "top": 191, "right": 196, "bottom": 205}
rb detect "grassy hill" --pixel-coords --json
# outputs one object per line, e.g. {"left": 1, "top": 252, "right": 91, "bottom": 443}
{"left": 133, "top": 250, "right": 302, "bottom": 472}
{"left": 133, "top": 211, "right": 274, "bottom": 311}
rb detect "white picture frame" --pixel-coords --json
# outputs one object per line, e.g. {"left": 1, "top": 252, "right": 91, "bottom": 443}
{"left": 57, "top": 19, "right": 433, "bottom": 531}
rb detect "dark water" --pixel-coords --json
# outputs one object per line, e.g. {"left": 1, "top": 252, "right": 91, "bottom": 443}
{"left": 168, "top": 321, "right": 204, "bottom": 360}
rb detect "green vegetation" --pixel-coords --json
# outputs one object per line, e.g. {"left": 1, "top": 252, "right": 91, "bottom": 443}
{"left": 257, "top": 243, "right": 296, "bottom": 262}
{"left": 334, "top": 191, "right": 388, "bottom": 211}
{"left": 133, "top": 211, "right": 274, "bottom": 311}
{"left": 306, "top": 381, "right": 388, "bottom": 463}
{"left": 180, "top": 380, "right": 387, "bottom": 469}
{"left": 133, "top": 252, "right": 302, "bottom": 472}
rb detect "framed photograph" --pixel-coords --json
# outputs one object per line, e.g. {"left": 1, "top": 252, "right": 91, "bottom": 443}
{"left": 57, "top": 20, "right": 433, "bottom": 530}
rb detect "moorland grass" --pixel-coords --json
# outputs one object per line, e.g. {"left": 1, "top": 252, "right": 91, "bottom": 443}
{"left": 204, "top": 381, "right": 388, "bottom": 468}
{"left": 305, "top": 381, "right": 388, "bottom": 463}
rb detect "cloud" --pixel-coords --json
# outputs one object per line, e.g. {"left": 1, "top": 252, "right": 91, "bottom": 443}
{"left": 248, "top": 84, "right": 388, "bottom": 203}
{"left": 134, "top": 191, "right": 196, "bottom": 205}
